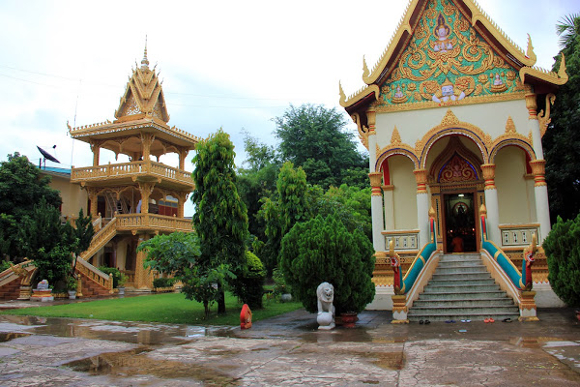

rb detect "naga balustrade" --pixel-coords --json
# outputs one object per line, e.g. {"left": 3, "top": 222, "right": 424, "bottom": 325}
{"left": 479, "top": 205, "right": 539, "bottom": 321}
{"left": 390, "top": 209, "right": 440, "bottom": 323}
{"left": 71, "top": 160, "right": 193, "bottom": 187}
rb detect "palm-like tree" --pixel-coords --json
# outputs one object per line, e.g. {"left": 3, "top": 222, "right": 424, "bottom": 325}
{"left": 556, "top": 13, "right": 580, "bottom": 48}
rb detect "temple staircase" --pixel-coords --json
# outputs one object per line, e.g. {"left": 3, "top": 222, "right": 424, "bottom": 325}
{"left": 80, "top": 217, "right": 118, "bottom": 262}
{"left": 408, "top": 253, "right": 520, "bottom": 322}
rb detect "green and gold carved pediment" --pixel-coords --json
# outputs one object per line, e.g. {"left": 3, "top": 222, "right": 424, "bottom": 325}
{"left": 377, "top": 0, "right": 525, "bottom": 111}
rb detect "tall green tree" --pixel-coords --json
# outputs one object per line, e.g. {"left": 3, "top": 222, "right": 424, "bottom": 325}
{"left": 192, "top": 128, "right": 249, "bottom": 313}
{"left": 274, "top": 104, "right": 368, "bottom": 189}
{"left": 543, "top": 14, "right": 580, "bottom": 222}
{"left": 259, "top": 162, "right": 310, "bottom": 273}
{"left": 17, "top": 198, "right": 72, "bottom": 286}
{"left": 0, "top": 153, "right": 61, "bottom": 258}
{"left": 237, "top": 132, "right": 281, "bottom": 239}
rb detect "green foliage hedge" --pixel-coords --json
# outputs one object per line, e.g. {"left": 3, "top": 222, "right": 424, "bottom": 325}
{"left": 543, "top": 214, "right": 580, "bottom": 306}
{"left": 99, "top": 267, "right": 122, "bottom": 288}
{"left": 280, "top": 213, "right": 375, "bottom": 314}
{"left": 153, "top": 277, "right": 177, "bottom": 288}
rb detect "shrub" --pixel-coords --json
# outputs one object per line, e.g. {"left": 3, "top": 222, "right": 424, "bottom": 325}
{"left": 99, "top": 267, "right": 122, "bottom": 288}
{"left": 543, "top": 214, "right": 580, "bottom": 306}
{"left": 235, "top": 251, "right": 266, "bottom": 309}
{"left": 279, "top": 213, "right": 375, "bottom": 315}
{"left": 153, "top": 277, "right": 177, "bottom": 288}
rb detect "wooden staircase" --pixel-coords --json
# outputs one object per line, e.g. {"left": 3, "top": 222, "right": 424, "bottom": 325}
{"left": 80, "top": 217, "right": 118, "bottom": 262}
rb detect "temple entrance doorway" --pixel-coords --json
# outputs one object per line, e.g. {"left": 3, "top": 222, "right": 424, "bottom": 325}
{"left": 443, "top": 192, "right": 477, "bottom": 253}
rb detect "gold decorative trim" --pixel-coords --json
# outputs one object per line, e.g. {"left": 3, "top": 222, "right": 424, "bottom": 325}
{"left": 375, "top": 143, "right": 419, "bottom": 172}
{"left": 417, "top": 109, "right": 491, "bottom": 168}
{"left": 339, "top": 83, "right": 380, "bottom": 108}
{"left": 538, "top": 94, "right": 556, "bottom": 137}
{"left": 519, "top": 54, "right": 568, "bottom": 86}
{"left": 372, "top": 90, "right": 526, "bottom": 113}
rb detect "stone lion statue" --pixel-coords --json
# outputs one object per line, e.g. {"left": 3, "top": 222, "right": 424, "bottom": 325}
{"left": 316, "top": 282, "right": 335, "bottom": 330}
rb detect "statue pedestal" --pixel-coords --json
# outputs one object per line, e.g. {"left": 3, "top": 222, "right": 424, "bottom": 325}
{"left": 31, "top": 289, "right": 53, "bottom": 302}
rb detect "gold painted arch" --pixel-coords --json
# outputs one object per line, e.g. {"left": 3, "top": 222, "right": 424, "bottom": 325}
{"left": 417, "top": 110, "right": 491, "bottom": 169}
{"left": 375, "top": 147, "right": 419, "bottom": 173}
{"left": 489, "top": 138, "right": 536, "bottom": 164}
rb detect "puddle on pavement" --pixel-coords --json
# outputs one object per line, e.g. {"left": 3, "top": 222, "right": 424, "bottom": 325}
{"left": 0, "top": 332, "right": 31, "bottom": 342}
{"left": 64, "top": 347, "right": 240, "bottom": 385}
{"left": 372, "top": 352, "right": 406, "bottom": 370}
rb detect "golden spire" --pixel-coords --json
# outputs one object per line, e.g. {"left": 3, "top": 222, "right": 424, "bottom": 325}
{"left": 141, "top": 36, "right": 149, "bottom": 68}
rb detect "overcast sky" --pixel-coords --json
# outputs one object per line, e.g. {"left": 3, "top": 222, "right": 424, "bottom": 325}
{"left": 1, "top": 0, "right": 578, "bottom": 215}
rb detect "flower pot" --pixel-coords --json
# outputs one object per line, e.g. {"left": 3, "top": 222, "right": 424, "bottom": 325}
{"left": 118, "top": 287, "right": 125, "bottom": 295}
{"left": 339, "top": 312, "right": 358, "bottom": 328}
{"left": 67, "top": 290, "right": 77, "bottom": 300}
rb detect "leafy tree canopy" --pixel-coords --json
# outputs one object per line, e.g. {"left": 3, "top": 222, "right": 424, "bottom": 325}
{"left": 273, "top": 104, "right": 368, "bottom": 189}
{"left": 192, "top": 128, "right": 251, "bottom": 312}
{"left": 543, "top": 14, "right": 580, "bottom": 222}
{"left": 0, "top": 153, "right": 62, "bottom": 258}
{"left": 279, "top": 213, "right": 375, "bottom": 314}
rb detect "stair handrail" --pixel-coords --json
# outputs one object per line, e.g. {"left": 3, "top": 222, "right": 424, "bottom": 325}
{"left": 391, "top": 208, "right": 438, "bottom": 295}
{"left": 479, "top": 204, "right": 539, "bottom": 321}
{"left": 80, "top": 217, "right": 118, "bottom": 260}
{"left": 479, "top": 204, "right": 529, "bottom": 290}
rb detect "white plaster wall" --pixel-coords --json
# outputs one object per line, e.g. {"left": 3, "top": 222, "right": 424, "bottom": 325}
{"left": 534, "top": 282, "right": 567, "bottom": 308}
{"left": 389, "top": 155, "right": 417, "bottom": 230}
{"left": 495, "top": 147, "right": 533, "bottom": 224}
{"left": 366, "top": 286, "right": 394, "bottom": 310}
{"left": 374, "top": 99, "right": 529, "bottom": 152}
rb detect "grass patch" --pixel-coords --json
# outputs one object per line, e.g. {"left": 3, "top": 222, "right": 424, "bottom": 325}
{"left": 0, "top": 292, "right": 303, "bottom": 325}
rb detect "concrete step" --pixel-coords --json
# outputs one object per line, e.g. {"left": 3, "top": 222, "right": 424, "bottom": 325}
{"left": 435, "top": 265, "right": 488, "bottom": 275}
{"left": 408, "top": 305, "right": 520, "bottom": 316}
{"left": 431, "top": 272, "right": 492, "bottom": 281}
{"left": 413, "top": 298, "right": 516, "bottom": 308}
{"left": 438, "top": 260, "right": 486, "bottom": 268}
{"left": 408, "top": 312, "right": 520, "bottom": 322}
{"left": 419, "top": 291, "right": 509, "bottom": 300}
{"left": 425, "top": 279, "right": 499, "bottom": 289}
{"left": 438, "top": 254, "right": 481, "bottom": 263}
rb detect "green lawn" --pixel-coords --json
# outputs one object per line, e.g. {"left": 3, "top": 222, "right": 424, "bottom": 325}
{"left": 0, "top": 293, "right": 303, "bottom": 325}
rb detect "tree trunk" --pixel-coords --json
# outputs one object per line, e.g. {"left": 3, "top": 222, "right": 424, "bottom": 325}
{"left": 204, "top": 301, "right": 210, "bottom": 319}
{"left": 217, "top": 289, "right": 226, "bottom": 314}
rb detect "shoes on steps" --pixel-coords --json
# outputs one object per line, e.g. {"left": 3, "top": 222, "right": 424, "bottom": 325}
{"left": 419, "top": 320, "right": 424, "bottom": 324}
{"left": 445, "top": 320, "right": 456, "bottom": 323}
{"left": 502, "top": 318, "right": 512, "bottom": 323}
{"left": 425, "top": 319, "right": 430, "bottom": 324}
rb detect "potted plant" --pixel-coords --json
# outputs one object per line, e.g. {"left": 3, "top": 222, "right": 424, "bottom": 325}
{"left": 117, "top": 273, "right": 127, "bottom": 295}
{"left": 67, "top": 276, "right": 78, "bottom": 299}
{"left": 279, "top": 213, "right": 375, "bottom": 327}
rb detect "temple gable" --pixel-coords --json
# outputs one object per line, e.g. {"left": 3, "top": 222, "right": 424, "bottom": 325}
{"left": 378, "top": 0, "right": 523, "bottom": 111}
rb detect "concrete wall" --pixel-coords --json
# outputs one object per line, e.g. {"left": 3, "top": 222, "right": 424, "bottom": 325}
{"left": 495, "top": 147, "right": 533, "bottom": 225}
{"left": 389, "top": 155, "right": 417, "bottom": 230}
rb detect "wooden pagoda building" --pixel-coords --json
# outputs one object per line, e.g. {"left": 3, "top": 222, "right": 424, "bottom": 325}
{"left": 68, "top": 48, "right": 199, "bottom": 291}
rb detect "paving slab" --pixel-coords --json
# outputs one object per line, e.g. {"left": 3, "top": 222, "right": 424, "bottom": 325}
{"left": 0, "top": 305, "right": 579, "bottom": 386}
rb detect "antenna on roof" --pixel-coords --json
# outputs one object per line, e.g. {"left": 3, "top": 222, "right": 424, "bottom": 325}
{"left": 37, "top": 145, "right": 60, "bottom": 169}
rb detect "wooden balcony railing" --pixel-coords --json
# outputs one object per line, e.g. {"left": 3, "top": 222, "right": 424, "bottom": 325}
{"left": 116, "top": 214, "right": 193, "bottom": 232}
{"left": 71, "top": 160, "right": 193, "bottom": 186}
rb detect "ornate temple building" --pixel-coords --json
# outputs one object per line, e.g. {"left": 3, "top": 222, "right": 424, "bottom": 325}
{"left": 340, "top": 0, "right": 567, "bottom": 318}
{"left": 66, "top": 48, "right": 199, "bottom": 291}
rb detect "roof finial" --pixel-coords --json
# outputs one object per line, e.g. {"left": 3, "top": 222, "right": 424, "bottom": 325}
{"left": 141, "top": 35, "right": 149, "bottom": 68}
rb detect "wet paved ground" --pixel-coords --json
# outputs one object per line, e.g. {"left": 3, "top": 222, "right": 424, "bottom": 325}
{"left": 0, "top": 301, "right": 579, "bottom": 386}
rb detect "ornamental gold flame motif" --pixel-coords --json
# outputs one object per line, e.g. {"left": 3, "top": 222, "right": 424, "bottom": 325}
{"left": 379, "top": 0, "right": 523, "bottom": 110}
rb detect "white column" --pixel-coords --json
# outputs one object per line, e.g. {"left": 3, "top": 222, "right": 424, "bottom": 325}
{"left": 481, "top": 164, "right": 500, "bottom": 244}
{"left": 530, "top": 160, "right": 550, "bottom": 243}
{"left": 414, "top": 169, "right": 429, "bottom": 247}
{"left": 369, "top": 172, "right": 385, "bottom": 251}
{"left": 525, "top": 86, "right": 551, "bottom": 243}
